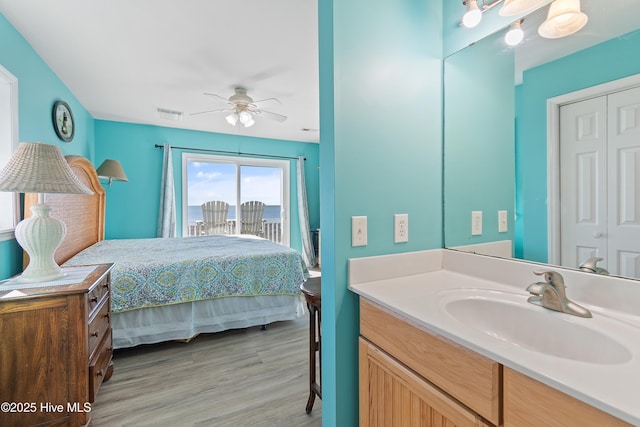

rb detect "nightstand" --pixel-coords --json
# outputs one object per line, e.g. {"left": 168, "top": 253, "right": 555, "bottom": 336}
{"left": 0, "top": 263, "right": 113, "bottom": 427}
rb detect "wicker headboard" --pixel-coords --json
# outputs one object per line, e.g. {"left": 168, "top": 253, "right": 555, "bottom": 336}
{"left": 24, "top": 155, "right": 106, "bottom": 265}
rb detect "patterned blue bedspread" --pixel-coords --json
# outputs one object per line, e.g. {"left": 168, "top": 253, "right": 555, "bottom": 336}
{"left": 64, "top": 235, "right": 309, "bottom": 313}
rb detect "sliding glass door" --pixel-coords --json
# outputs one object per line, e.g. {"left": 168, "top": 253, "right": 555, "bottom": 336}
{"left": 182, "top": 153, "right": 290, "bottom": 245}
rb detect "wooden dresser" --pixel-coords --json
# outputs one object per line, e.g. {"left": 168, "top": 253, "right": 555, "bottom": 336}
{"left": 0, "top": 263, "right": 114, "bottom": 427}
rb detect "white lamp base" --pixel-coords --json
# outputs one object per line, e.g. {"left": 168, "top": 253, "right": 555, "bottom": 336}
{"left": 15, "top": 202, "right": 66, "bottom": 283}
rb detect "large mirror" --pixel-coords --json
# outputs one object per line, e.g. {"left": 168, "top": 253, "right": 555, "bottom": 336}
{"left": 444, "top": 0, "right": 640, "bottom": 280}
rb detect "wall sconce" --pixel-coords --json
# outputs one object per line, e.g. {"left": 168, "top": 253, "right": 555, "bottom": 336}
{"left": 96, "top": 159, "right": 128, "bottom": 187}
{"left": 538, "top": 0, "right": 588, "bottom": 39}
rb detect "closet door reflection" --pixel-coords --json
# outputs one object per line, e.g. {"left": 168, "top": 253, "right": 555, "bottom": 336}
{"left": 558, "top": 86, "right": 640, "bottom": 278}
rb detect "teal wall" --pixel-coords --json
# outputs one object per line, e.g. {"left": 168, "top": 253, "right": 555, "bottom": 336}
{"left": 319, "top": 0, "right": 443, "bottom": 425}
{"left": 443, "top": 30, "right": 515, "bottom": 249}
{"left": 517, "top": 29, "right": 640, "bottom": 262}
{"left": 0, "top": 13, "right": 94, "bottom": 280}
{"left": 94, "top": 120, "right": 319, "bottom": 253}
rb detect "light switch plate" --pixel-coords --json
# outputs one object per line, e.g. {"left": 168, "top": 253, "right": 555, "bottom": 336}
{"left": 394, "top": 214, "right": 409, "bottom": 243}
{"left": 472, "top": 211, "right": 482, "bottom": 236}
{"left": 498, "top": 210, "right": 508, "bottom": 233}
{"left": 352, "top": 216, "right": 367, "bottom": 246}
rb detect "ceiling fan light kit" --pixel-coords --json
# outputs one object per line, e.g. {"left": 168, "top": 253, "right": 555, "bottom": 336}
{"left": 191, "top": 86, "right": 286, "bottom": 129}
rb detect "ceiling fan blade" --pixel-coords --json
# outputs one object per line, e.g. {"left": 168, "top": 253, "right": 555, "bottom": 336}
{"left": 190, "top": 108, "right": 232, "bottom": 116}
{"left": 203, "top": 92, "right": 231, "bottom": 104}
{"left": 254, "top": 109, "right": 287, "bottom": 122}
{"left": 252, "top": 97, "right": 282, "bottom": 106}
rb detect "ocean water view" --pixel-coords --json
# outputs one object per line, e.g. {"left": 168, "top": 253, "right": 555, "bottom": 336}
{"left": 188, "top": 205, "right": 281, "bottom": 222}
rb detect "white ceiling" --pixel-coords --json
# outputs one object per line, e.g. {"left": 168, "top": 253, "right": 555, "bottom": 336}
{"left": 2, "top": 0, "right": 638, "bottom": 144}
{"left": 0, "top": 0, "right": 320, "bottom": 143}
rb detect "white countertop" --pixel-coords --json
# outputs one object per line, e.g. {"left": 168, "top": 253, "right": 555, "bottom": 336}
{"left": 348, "top": 249, "right": 640, "bottom": 425}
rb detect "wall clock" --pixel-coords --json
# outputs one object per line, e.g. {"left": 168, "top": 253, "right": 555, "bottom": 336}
{"left": 52, "top": 100, "right": 74, "bottom": 142}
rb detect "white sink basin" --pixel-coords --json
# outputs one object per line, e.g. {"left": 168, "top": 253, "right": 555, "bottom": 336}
{"left": 439, "top": 289, "right": 632, "bottom": 365}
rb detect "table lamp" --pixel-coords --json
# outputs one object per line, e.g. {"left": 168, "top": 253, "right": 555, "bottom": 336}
{"left": 0, "top": 142, "right": 93, "bottom": 283}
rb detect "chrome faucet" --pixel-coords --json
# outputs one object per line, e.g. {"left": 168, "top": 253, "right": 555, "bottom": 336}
{"left": 526, "top": 271, "right": 592, "bottom": 318}
{"left": 579, "top": 257, "right": 609, "bottom": 275}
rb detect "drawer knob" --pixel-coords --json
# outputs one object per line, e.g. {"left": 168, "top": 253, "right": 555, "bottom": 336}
{"left": 91, "top": 331, "right": 99, "bottom": 337}
{"left": 90, "top": 296, "right": 98, "bottom": 303}
{"left": 97, "top": 369, "right": 104, "bottom": 377}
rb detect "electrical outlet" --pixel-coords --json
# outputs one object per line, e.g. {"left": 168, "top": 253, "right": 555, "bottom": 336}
{"left": 472, "top": 211, "right": 482, "bottom": 236}
{"left": 352, "top": 216, "right": 367, "bottom": 247}
{"left": 498, "top": 210, "right": 508, "bottom": 233}
{"left": 394, "top": 214, "right": 409, "bottom": 243}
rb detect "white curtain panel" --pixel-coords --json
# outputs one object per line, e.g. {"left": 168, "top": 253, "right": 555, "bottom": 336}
{"left": 297, "top": 156, "right": 317, "bottom": 268}
{"left": 157, "top": 144, "right": 176, "bottom": 238}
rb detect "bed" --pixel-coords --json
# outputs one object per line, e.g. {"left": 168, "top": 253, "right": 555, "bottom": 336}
{"left": 24, "top": 155, "right": 308, "bottom": 349}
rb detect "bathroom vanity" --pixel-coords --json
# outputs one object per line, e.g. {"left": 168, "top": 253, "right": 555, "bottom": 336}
{"left": 349, "top": 249, "right": 640, "bottom": 426}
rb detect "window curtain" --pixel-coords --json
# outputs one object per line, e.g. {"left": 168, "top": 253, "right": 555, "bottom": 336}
{"left": 157, "top": 144, "right": 176, "bottom": 238}
{"left": 297, "top": 156, "right": 317, "bottom": 268}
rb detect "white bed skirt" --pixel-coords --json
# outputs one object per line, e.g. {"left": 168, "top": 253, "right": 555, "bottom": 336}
{"left": 111, "top": 295, "right": 306, "bottom": 349}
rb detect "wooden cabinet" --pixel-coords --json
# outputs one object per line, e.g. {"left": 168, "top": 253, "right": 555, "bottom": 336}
{"left": 0, "top": 264, "right": 113, "bottom": 427}
{"left": 504, "top": 367, "right": 631, "bottom": 427}
{"left": 360, "top": 299, "right": 501, "bottom": 426}
{"left": 360, "top": 338, "right": 492, "bottom": 427}
{"left": 359, "top": 298, "right": 632, "bottom": 427}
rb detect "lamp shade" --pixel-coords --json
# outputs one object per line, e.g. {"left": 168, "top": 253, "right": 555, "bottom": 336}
{"left": 0, "top": 142, "right": 92, "bottom": 283}
{"left": 96, "top": 159, "right": 128, "bottom": 183}
{"left": 538, "top": 0, "right": 588, "bottom": 39}
{"left": 499, "top": 0, "right": 547, "bottom": 17}
{"left": 0, "top": 142, "right": 92, "bottom": 194}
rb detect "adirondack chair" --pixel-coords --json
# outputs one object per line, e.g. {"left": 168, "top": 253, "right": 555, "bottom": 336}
{"left": 201, "top": 201, "right": 229, "bottom": 235}
{"left": 240, "top": 201, "right": 266, "bottom": 237}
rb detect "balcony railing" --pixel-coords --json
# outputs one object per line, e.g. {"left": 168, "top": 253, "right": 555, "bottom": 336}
{"left": 187, "top": 218, "right": 283, "bottom": 244}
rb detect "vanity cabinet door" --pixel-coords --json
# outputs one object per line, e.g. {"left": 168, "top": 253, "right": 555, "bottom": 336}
{"left": 360, "top": 299, "right": 501, "bottom": 425}
{"left": 504, "top": 367, "right": 631, "bottom": 427}
{"left": 359, "top": 338, "right": 492, "bottom": 427}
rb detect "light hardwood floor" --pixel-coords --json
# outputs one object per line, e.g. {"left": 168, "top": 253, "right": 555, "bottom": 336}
{"left": 92, "top": 315, "right": 322, "bottom": 426}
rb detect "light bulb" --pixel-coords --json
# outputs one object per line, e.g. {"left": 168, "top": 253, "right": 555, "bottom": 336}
{"left": 462, "top": 0, "right": 482, "bottom": 28}
{"left": 505, "top": 21, "right": 524, "bottom": 46}
{"left": 225, "top": 113, "right": 238, "bottom": 126}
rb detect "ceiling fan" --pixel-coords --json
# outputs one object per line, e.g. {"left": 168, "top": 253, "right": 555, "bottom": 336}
{"left": 191, "top": 87, "right": 287, "bottom": 128}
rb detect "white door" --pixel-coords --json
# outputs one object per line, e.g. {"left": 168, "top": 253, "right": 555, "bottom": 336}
{"left": 607, "top": 86, "right": 640, "bottom": 278}
{"left": 560, "top": 86, "right": 640, "bottom": 278}
{"left": 560, "top": 96, "right": 608, "bottom": 270}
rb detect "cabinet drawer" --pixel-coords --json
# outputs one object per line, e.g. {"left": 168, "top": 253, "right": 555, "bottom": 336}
{"left": 89, "top": 330, "right": 113, "bottom": 403}
{"left": 88, "top": 275, "right": 110, "bottom": 316}
{"left": 504, "top": 367, "right": 631, "bottom": 427}
{"left": 88, "top": 298, "right": 110, "bottom": 359}
{"left": 360, "top": 299, "right": 501, "bottom": 426}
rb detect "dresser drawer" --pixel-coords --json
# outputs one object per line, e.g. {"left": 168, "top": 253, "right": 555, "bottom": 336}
{"left": 360, "top": 299, "right": 501, "bottom": 426}
{"left": 89, "top": 330, "right": 113, "bottom": 403}
{"left": 88, "top": 298, "right": 110, "bottom": 360}
{"left": 88, "top": 274, "right": 110, "bottom": 316}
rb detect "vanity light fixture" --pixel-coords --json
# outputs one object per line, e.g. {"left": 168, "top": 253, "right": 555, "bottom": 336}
{"left": 505, "top": 20, "right": 525, "bottom": 46}
{"left": 499, "top": 0, "right": 548, "bottom": 16}
{"left": 538, "top": 0, "right": 588, "bottom": 39}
